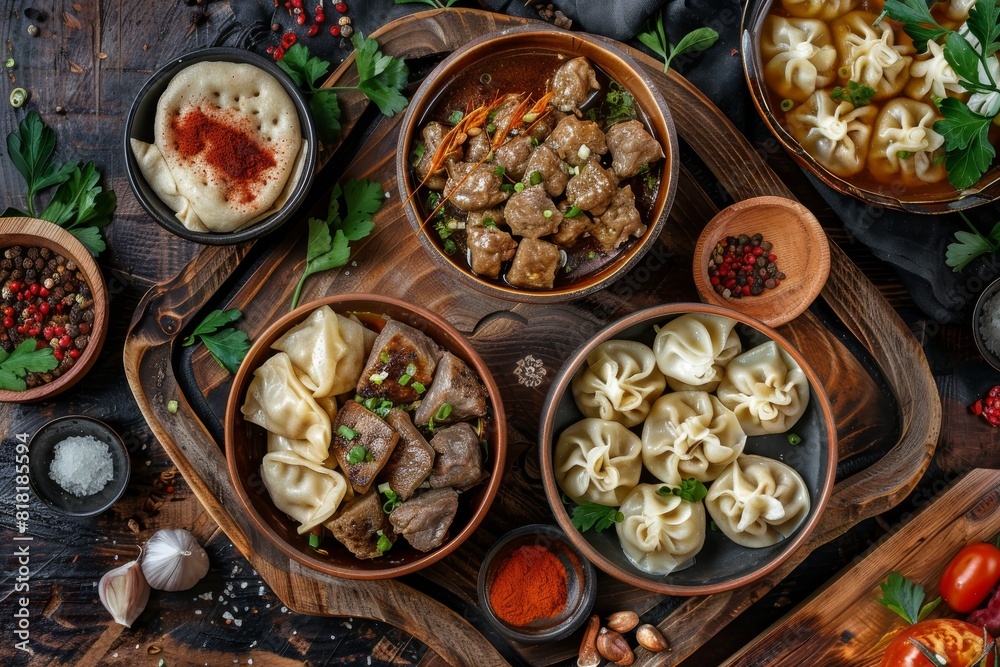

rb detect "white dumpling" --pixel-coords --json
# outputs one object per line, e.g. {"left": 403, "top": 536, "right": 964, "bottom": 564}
{"left": 272, "top": 306, "right": 369, "bottom": 398}
{"left": 572, "top": 340, "right": 667, "bottom": 427}
{"left": 266, "top": 430, "right": 329, "bottom": 466}
{"left": 554, "top": 418, "right": 642, "bottom": 506}
{"left": 260, "top": 450, "right": 349, "bottom": 534}
{"left": 832, "top": 11, "right": 913, "bottom": 101}
{"left": 761, "top": 16, "right": 838, "bottom": 102}
{"left": 705, "top": 455, "right": 811, "bottom": 548}
{"left": 780, "top": 0, "right": 858, "bottom": 21}
{"left": 641, "top": 392, "right": 747, "bottom": 485}
{"left": 717, "top": 341, "right": 811, "bottom": 436}
{"left": 905, "top": 39, "right": 966, "bottom": 101}
{"left": 945, "top": 0, "right": 978, "bottom": 23}
{"left": 653, "top": 313, "right": 741, "bottom": 392}
{"left": 869, "top": 99, "right": 946, "bottom": 187}
{"left": 615, "top": 483, "right": 706, "bottom": 575}
{"left": 786, "top": 90, "right": 876, "bottom": 177}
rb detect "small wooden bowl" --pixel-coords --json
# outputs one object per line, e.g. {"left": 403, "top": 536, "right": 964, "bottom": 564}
{"left": 0, "top": 217, "right": 109, "bottom": 403}
{"left": 692, "top": 197, "right": 829, "bottom": 327}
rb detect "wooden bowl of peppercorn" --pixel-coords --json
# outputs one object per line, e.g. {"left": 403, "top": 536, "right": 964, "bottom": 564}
{"left": 693, "top": 196, "right": 830, "bottom": 328}
{"left": 0, "top": 218, "right": 108, "bottom": 403}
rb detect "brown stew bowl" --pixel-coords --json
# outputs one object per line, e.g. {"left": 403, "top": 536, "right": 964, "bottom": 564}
{"left": 397, "top": 25, "right": 679, "bottom": 302}
{"left": 539, "top": 303, "right": 838, "bottom": 596}
{"left": 225, "top": 294, "right": 507, "bottom": 580}
{"left": 742, "top": 0, "right": 1000, "bottom": 214}
{"left": 0, "top": 217, "right": 109, "bottom": 403}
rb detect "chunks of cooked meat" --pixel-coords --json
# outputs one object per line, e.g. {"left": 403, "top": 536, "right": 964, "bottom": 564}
{"left": 413, "top": 352, "right": 488, "bottom": 426}
{"left": 467, "top": 207, "right": 505, "bottom": 228}
{"left": 330, "top": 400, "right": 399, "bottom": 495}
{"left": 505, "top": 186, "right": 563, "bottom": 239}
{"left": 428, "top": 423, "right": 487, "bottom": 490}
{"left": 325, "top": 491, "right": 395, "bottom": 560}
{"left": 546, "top": 115, "right": 608, "bottom": 167}
{"left": 494, "top": 135, "right": 534, "bottom": 181}
{"left": 505, "top": 237, "right": 562, "bottom": 289}
{"left": 466, "top": 224, "right": 518, "bottom": 278}
{"left": 492, "top": 93, "right": 526, "bottom": 139}
{"left": 415, "top": 122, "right": 460, "bottom": 191}
{"left": 551, "top": 211, "right": 594, "bottom": 247}
{"left": 381, "top": 409, "right": 435, "bottom": 501}
{"left": 565, "top": 158, "right": 618, "bottom": 214}
{"left": 464, "top": 129, "right": 491, "bottom": 163}
{"left": 522, "top": 145, "right": 569, "bottom": 198}
{"left": 389, "top": 488, "right": 459, "bottom": 552}
{"left": 592, "top": 185, "right": 646, "bottom": 251}
{"left": 444, "top": 161, "right": 508, "bottom": 212}
{"left": 605, "top": 120, "right": 664, "bottom": 178}
{"left": 551, "top": 57, "right": 600, "bottom": 114}
{"left": 356, "top": 320, "right": 442, "bottom": 404}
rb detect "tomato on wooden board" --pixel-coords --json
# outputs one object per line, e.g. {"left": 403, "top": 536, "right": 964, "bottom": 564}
{"left": 941, "top": 543, "right": 1000, "bottom": 613}
{"left": 880, "top": 619, "right": 995, "bottom": 667}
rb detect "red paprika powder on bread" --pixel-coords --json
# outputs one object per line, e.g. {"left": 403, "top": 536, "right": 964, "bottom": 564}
{"left": 488, "top": 544, "right": 568, "bottom": 626}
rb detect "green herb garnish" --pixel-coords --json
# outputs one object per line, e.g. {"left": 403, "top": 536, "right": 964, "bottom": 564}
{"left": 380, "top": 351, "right": 390, "bottom": 364}
{"left": 513, "top": 182, "right": 525, "bottom": 193}
{"left": 787, "top": 432, "right": 802, "bottom": 446}
{"left": 603, "top": 83, "right": 638, "bottom": 125}
{"left": 378, "top": 483, "right": 402, "bottom": 514}
{"left": 493, "top": 165, "right": 505, "bottom": 176}
{"left": 830, "top": 81, "right": 877, "bottom": 107}
{"left": 359, "top": 396, "right": 394, "bottom": 418}
{"left": 0, "top": 339, "right": 58, "bottom": 391}
{"left": 637, "top": 13, "right": 719, "bottom": 73}
{"left": 347, "top": 445, "right": 373, "bottom": 465}
{"left": 398, "top": 373, "right": 412, "bottom": 386}
{"left": 564, "top": 205, "right": 582, "bottom": 218}
{"left": 166, "top": 400, "right": 179, "bottom": 414}
{"left": 376, "top": 530, "right": 393, "bottom": 554}
{"left": 338, "top": 425, "right": 359, "bottom": 440}
{"left": 434, "top": 403, "right": 452, "bottom": 422}
{"left": 529, "top": 170, "right": 543, "bottom": 186}
{"left": 587, "top": 251, "right": 596, "bottom": 260}
{"left": 500, "top": 183, "right": 515, "bottom": 194}
{"left": 483, "top": 217, "right": 497, "bottom": 229}
{"left": 181, "top": 308, "right": 251, "bottom": 374}
{"left": 447, "top": 109, "right": 464, "bottom": 125}
{"left": 411, "top": 381, "right": 426, "bottom": 394}
{"left": 369, "top": 370, "right": 388, "bottom": 385}
{"left": 571, "top": 502, "right": 624, "bottom": 533}
{"left": 308, "top": 532, "right": 321, "bottom": 549}
{"left": 876, "top": 571, "right": 941, "bottom": 625}
{"left": 656, "top": 478, "right": 708, "bottom": 503}
{"left": 897, "top": 150, "right": 914, "bottom": 160}
{"left": 945, "top": 212, "right": 1000, "bottom": 271}
{"left": 542, "top": 209, "right": 553, "bottom": 218}
{"left": 779, "top": 98, "right": 794, "bottom": 112}
{"left": 410, "top": 142, "right": 426, "bottom": 168}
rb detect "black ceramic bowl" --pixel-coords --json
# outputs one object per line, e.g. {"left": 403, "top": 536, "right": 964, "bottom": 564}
{"left": 476, "top": 524, "right": 596, "bottom": 644}
{"left": 28, "top": 416, "right": 130, "bottom": 517}
{"left": 973, "top": 277, "right": 1000, "bottom": 371}
{"left": 123, "top": 47, "right": 317, "bottom": 245}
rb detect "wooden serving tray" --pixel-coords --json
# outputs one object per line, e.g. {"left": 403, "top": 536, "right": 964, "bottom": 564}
{"left": 123, "top": 9, "right": 941, "bottom": 666}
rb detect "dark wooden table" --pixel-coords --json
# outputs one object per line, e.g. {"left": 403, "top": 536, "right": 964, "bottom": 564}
{"left": 0, "top": 2, "right": 996, "bottom": 666}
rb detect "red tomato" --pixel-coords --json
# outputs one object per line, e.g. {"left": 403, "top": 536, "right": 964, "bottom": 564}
{"left": 880, "top": 619, "right": 995, "bottom": 667}
{"left": 941, "top": 543, "right": 1000, "bottom": 613}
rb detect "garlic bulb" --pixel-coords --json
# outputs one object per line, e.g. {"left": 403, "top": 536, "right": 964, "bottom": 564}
{"left": 141, "top": 529, "right": 210, "bottom": 592}
{"left": 99, "top": 560, "right": 150, "bottom": 627}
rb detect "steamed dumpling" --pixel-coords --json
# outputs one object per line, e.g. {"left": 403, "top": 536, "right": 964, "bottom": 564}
{"left": 272, "top": 306, "right": 369, "bottom": 398}
{"left": 832, "top": 11, "right": 913, "bottom": 101}
{"left": 905, "top": 39, "right": 966, "bottom": 102}
{"left": 554, "top": 418, "right": 642, "bottom": 506}
{"left": 260, "top": 450, "right": 350, "bottom": 534}
{"left": 266, "top": 431, "right": 329, "bottom": 466}
{"left": 786, "top": 90, "right": 876, "bottom": 177}
{"left": 615, "top": 483, "right": 706, "bottom": 574}
{"left": 761, "top": 16, "right": 838, "bottom": 102}
{"left": 241, "top": 352, "right": 332, "bottom": 455}
{"left": 705, "top": 455, "right": 811, "bottom": 548}
{"left": 717, "top": 341, "right": 810, "bottom": 436}
{"left": 869, "top": 99, "right": 946, "bottom": 187}
{"left": 641, "top": 392, "right": 746, "bottom": 485}
{"left": 653, "top": 313, "right": 741, "bottom": 392}
{"left": 572, "top": 340, "right": 667, "bottom": 427}
{"left": 780, "top": 0, "right": 858, "bottom": 21}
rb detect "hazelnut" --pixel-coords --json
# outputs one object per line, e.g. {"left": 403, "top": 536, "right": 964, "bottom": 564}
{"left": 577, "top": 615, "right": 600, "bottom": 667}
{"left": 635, "top": 624, "right": 669, "bottom": 653}
{"left": 597, "top": 627, "right": 634, "bottom": 666}
{"left": 606, "top": 611, "right": 639, "bottom": 633}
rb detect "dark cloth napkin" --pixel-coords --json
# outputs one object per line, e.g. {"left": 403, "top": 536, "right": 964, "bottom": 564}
{"left": 222, "top": 0, "right": 1000, "bottom": 323}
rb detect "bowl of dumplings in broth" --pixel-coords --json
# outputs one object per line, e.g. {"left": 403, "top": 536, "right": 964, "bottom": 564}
{"left": 539, "top": 303, "right": 837, "bottom": 595}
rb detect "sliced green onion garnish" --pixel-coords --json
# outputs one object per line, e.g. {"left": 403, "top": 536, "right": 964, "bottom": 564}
{"left": 338, "top": 425, "right": 359, "bottom": 440}
{"left": 529, "top": 170, "right": 543, "bottom": 185}
{"left": 779, "top": 98, "right": 794, "bottom": 112}
{"left": 308, "top": 533, "right": 321, "bottom": 549}
{"left": 434, "top": 403, "right": 453, "bottom": 421}
{"left": 787, "top": 432, "right": 802, "bottom": 446}
{"left": 542, "top": 209, "right": 553, "bottom": 218}
{"left": 564, "top": 205, "right": 581, "bottom": 218}
{"left": 493, "top": 165, "right": 505, "bottom": 176}
{"left": 380, "top": 351, "right": 390, "bottom": 364}
{"left": 398, "top": 373, "right": 412, "bottom": 386}
{"left": 514, "top": 182, "right": 525, "bottom": 192}
{"left": 412, "top": 381, "right": 426, "bottom": 394}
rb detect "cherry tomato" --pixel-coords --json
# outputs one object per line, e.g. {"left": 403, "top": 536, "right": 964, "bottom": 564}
{"left": 941, "top": 543, "right": 1000, "bottom": 613}
{"left": 881, "top": 619, "right": 995, "bottom": 667}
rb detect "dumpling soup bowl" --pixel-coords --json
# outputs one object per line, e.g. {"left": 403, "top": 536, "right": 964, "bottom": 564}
{"left": 539, "top": 303, "right": 837, "bottom": 595}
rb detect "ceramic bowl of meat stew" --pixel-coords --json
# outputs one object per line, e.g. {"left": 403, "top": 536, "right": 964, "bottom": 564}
{"left": 225, "top": 294, "right": 507, "bottom": 579}
{"left": 742, "top": 0, "right": 1000, "bottom": 213}
{"left": 397, "top": 25, "right": 679, "bottom": 302}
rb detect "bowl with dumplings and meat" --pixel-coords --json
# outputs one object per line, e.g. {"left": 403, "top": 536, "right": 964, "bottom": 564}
{"left": 225, "top": 295, "right": 506, "bottom": 579}
{"left": 743, "top": 0, "right": 1000, "bottom": 212}
{"left": 539, "top": 303, "right": 837, "bottom": 595}
{"left": 397, "top": 25, "right": 678, "bottom": 302}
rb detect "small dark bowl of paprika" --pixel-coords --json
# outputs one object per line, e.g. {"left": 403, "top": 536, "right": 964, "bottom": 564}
{"left": 123, "top": 46, "right": 317, "bottom": 246}
{"left": 476, "top": 523, "right": 596, "bottom": 645}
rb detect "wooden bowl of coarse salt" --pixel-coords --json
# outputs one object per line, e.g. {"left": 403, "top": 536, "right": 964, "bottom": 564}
{"left": 974, "top": 277, "right": 1000, "bottom": 372}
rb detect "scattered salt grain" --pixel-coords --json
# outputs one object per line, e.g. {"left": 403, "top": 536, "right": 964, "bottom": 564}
{"left": 48, "top": 435, "right": 113, "bottom": 496}
{"left": 981, "top": 292, "right": 1000, "bottom": 355}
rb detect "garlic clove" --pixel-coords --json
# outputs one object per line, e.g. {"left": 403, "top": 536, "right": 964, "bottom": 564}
{"left": 99, "top": 560, "right": 150, "bottom": 628}
{"left": 142, "top": 528, "right": 210, "bottom": 592}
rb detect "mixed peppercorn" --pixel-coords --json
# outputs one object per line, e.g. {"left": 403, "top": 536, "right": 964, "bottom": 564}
{"left": 0, "top": 246, "right": 95, "bottom": 388}
{"left": 266, "top": 0, "right": 352, "bottom": 61}
{"left": 708, "top": 233, "right": 785, "bottom": 299}
{"left": 970, "top": 385, "right": 1000, "bottom": 427}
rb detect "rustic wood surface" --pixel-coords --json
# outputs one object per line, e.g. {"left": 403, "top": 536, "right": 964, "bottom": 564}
{"left": 0, "top": 4, "right": 992, "bottom": 667}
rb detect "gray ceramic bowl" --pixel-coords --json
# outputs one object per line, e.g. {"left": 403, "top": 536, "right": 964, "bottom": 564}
{"left": 973, "top": 276, "right": 1000, "bottom": 371}
{"left": 28, "top": 416, "right": 130, "bottom": 516}
{"left": 123, "top": 47, "right": 317, "bottom": 245}
{"left": 476, "top": 524, "right": 596, "bottom": 644}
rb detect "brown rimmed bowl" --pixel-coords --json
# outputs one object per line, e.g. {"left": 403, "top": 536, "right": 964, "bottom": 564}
{"left": 742, "top": 0, "right": 1000, "bottom": 214}
{"left": 0, "top": 217, "right": 109, "bottom": 403}
{"left": 396, "top": 24, "right": 679, "bottom": 303}
{"left": 693, "top": 196, "right": 830, "bottom": 327}
{"left": 225, "top": 294, "right": 507, "bottom": 580}
{"left": 539, "top": 303, "right": 838, "bottom": 596}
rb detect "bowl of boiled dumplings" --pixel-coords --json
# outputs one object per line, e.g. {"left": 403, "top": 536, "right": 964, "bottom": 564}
{"left": 742, "top": 0, "right": 1000, "bottom": 212}
{"left": 539, "top": 304, "right": 837, "bottom": 595}
{"left": 224, "top": 294, "right": 507, "bottom": 579}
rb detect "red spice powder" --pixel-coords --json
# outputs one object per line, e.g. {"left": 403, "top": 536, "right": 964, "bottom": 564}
{"left": 170, "top": 107, "right": 276, "bottom": 205}
{"left": 488, "top": 544, "right": 568, "bottom": 627}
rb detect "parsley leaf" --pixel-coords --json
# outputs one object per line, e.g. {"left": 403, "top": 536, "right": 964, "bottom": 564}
{"left": 945, "top": 214, "right": 1000, "bottom": 271}
{"left": 830, "top": 81, "right": 877, "bottom": 107}
{"left": 638, "top": 13, "right": 719, "bottom": 73}
{"left": 6, "top": 112, "right": 74, "bottom": 215}
{"left": 346, "top": 32, "right": 410, "bottom": 117}
{"left": 348, "top": 445, "right": 373, "bottom": 465}
{"left": 935, "top": 97, "right": 996, "bottom": 190}
{"left": 881, "top": 0, "right": 949, "bottom": 53}
{"left": 570, "top": 501, "right": 624, "bottom": 533}
{"left": 0, "top": 340, "right": 58, "bottom": 391}
{"left": 182, "top": 308, "right": 251, "bottom": 374}
{"left": 876, "top": 571, "right": 941, "bottom": 625}
{"left": 182, "top": 308, "right": 242, "bottom": 346}
{"left": 968, "top": 0, "right": 1000, "bottom": 58}
{"left": 657, "top": 478, "right": 709, "bottom": 503}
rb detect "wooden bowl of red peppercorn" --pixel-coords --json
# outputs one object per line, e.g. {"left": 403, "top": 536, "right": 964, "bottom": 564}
{"left": 0, "top": 217, "right": 108, "bottom": 403}
{"left": 693, "top": 196, "right": 830, "bottom": 328}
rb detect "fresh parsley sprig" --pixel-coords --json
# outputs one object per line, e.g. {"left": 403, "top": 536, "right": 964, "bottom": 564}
{"left": 876, "top": 571, "right": 940, "bottom": 625}
{"left": 291, "top": 178, "right": 383, "bottom": 310}
{"left": 0, "top": 339, "right": 58, "bottom": 391}
{"left": 182, "top": 308, "right": 252, "bottom": 374}
{"left": 657, "top": 478, "right": 709, "bottom": 503}
{"left": 830, "top": 81, "right": 876, "bottom": 107}
{"left": 637, "top": 13, "right": 720, "bottom": 74}
{"left": 570, "top": 501, "right": 624, "bottom": 533}
{"left": 946, "top": 213, "right": 1000, "bottom": 271}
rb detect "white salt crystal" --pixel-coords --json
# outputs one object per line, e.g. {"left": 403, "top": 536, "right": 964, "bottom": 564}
{"left": 48, "top": 436, "right": 113, "bottom": 496}
{"left": 981, "top": 292, "right": 1000, "bottom": 355}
